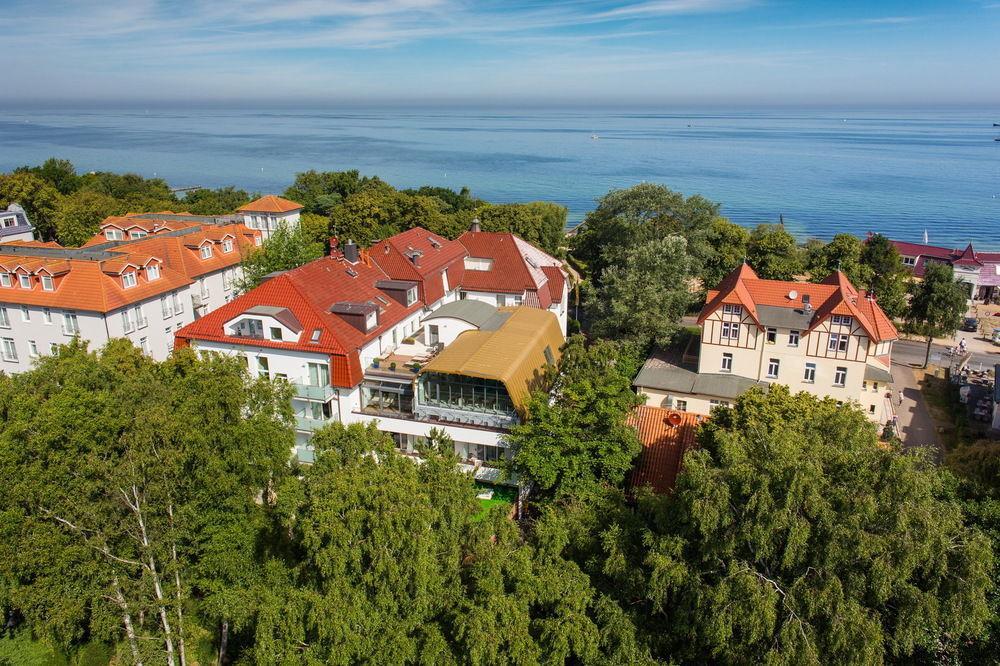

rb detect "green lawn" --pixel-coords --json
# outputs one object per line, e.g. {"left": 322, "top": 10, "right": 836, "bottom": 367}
{"left": 472, "top": 483, "right": 518, "bottom": 521}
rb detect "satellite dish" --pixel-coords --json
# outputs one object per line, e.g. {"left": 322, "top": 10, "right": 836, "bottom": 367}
{"left": 788, "top": 290, "right": 798, "bottom": 300}
{"left": 667, "top": 412, "right": 683, "bottom": 426}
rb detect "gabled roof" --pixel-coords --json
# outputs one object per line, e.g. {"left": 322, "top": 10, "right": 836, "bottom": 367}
{"left": 457, "top": 231, "right": 566, "bottom": 301}
{"left": 698, "top": 264, "right": 898, "bottom": 343}
{"left": 176, "top": 251, "right": 424, "bottom": 389}
{"left": 237, "top": 195, "right": 303, "bottom": 214}
{"left": 370, "top": 228, "right": 467, "bottom": 305}
{"left": 627, "top": 406, "right": 703, "bottom": 494}
{"left": 0, "top": 222, "right": 257, "bottom": 313}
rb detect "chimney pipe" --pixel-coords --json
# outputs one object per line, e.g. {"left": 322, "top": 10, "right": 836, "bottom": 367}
{"left": 329, "top": 236, "right": 339, "bottom": 257}
{"left": 470, "top": 216, "right": 481, "bottom": 233}
{"left": 343, "top": 239, "right": 359, "bottom": 263}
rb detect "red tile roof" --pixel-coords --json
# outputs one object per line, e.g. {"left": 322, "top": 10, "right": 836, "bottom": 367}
{"left": 456, "top": 231, "right": 566, "bottom": 305}
{"left": 370, "top": 228, "right": 467, "bottom": 306}
{"left": 237, "top": 195, "right": 303, "bottom": 214}
{"left": 626, "top": 406, "right": 703, "bottom": 494}
{"left": 0, "top": 222, "right": 256, "bottom": 313}
{"left": 698, "top": 264, "right": 898, "bottom": 343}
{"left": 176, "top": 251, "right": 424, "bottom": 389}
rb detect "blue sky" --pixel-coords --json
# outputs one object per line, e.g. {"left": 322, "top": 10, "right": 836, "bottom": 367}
{"left": 3, "top": 0, "right": 999, "bottom": 105}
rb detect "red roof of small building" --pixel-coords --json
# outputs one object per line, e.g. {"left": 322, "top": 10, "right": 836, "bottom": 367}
{"left": 626, "top": 406, "right": 703, "bottom": 494}
{"left": 237, "top": 195, "right": 303, "bottom": 214}
{"left": 697, "top": 264, "right": 898, "bottom": 343}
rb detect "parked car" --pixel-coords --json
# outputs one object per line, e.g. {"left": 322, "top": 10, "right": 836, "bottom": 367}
{"left": 961, "top": 317, "right": 978, "bottom": 332}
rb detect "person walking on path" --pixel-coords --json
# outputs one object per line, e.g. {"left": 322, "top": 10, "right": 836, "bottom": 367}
{"left": 897, "top": 390, "right": 905, "bottom": 406}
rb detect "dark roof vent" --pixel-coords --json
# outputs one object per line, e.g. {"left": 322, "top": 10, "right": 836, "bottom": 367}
{"left": 343, "top": 239, "right": 359, "bottom": 264}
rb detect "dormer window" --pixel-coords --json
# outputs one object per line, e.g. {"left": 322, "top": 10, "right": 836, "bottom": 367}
{"left": 365, "top": 310, "right": 377, "bottom": 330}
{"left": 146, "top": 264, "right": 160, "bottom": 281}
{"left": 406, "top": 286, "right": 417, "bottom": 306}
{"left": 464, "top": 257, "right": 493, "bottom": 271}
{"left": 18, "top": 274, "right": 31, "bottom": 289}
{"left": 270, "top": 327, "right": 283, "bottom": 341}
{"left": 0, "top": 273, "right": 10, "bottom": 288}
{"left": 122, "top": 272, "right": 138, "bottom": 289}
{"left": 200, "top": 244, "right": 213, "bottom": 259}
{"left": 129, "top": 230, "right": 147, "bottom": 239}
{"left": 105, "top": 229, "right": 124, "bottom": 241}
{"left": 1, "top": 216, "right": 17, "bottom": 228}
{"left": 41, "top": 275, "right": 54, "bottom": 291}
{"left": 222, "top": 239, "right": 234, "bottom": 253}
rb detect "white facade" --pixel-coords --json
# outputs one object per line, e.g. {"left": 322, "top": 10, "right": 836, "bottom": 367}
{"left": 461, "top": 289, "right": 568, "bottom": 334}
{"left": 0, "top": 264, "right": 244, "bottom": 374}
{"left": 240, "top": 211, "right": 301, "bottom": 240}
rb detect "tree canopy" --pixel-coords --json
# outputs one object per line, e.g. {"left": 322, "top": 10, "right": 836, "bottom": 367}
{"left": 585, "top": 235, "right": 693, "bottom": 347}
{"left": 234, "top": 223, "right": 324, "bottom": 292}
{"left": 0, "top": 340, "right": 293, "bottom": 665}
{"left": 505, "top": 336, "right": 643, "bottom": 500}
{"left": 860, "top": 233, "right": 909, "bottom": 319}
{"left": 906, "top": 262, "right": 968, "bottom": 366}
{"left": 807, "top": 232, "right": 872, "bottom": 285}
{"left": 747, "top": 223, "right": 804, "bottom": 280}
{"left": 534, "top": 385, "right": 995, "bottom": 664}
{"left": 572, "top": 183, "right": 724, "bottom": 285}
{"left": 54, "top": 189, "right": 123, "bottom": 246}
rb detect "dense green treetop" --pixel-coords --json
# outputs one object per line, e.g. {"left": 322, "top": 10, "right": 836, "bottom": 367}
{"left": 0, "top": 340, "right": 293, "bottom": 664}
{"left": 283, "top": 169, "right": 390, "bottom": 215}
{"left": 53, "top": 189, "right": 123, "bottom": 246}
{"left": 506, "top": 336, "right": 643, "bottom": 500}
{"left": 859, "top": 233, "right": 909, "bottom": 319}
{"left": 0, "top": 171, "right": 61, "bottom": 240}
{"left": 747, "top": 223, "right": 804, "bottom": 280}
{"left": 234, "top": 223, "right": 324, "bottom": 292}
{"left": 906, "top": 262, "right": 968, "bottom": 366}
{"left": 572, "top": 183, "right": 723, "bottom": 284}
{"left": 586, "top": 235, "right": 693, "bottom": 347}
{"left": 534, "top": 385, "right": 995, "bottom": 664}
{"left": 701, "top": 217, "right": 751, "bottom": 288}
{"left": 806, "top": 232, "right": 872, "bottom": 286}
{"left": 180, "top": 186, "right": 252, "bottom": 215}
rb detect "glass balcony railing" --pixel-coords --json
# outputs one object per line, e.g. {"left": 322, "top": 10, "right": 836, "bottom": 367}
{"left": 295, "top": 415, "right": 332, "bottom": 432}
{"left": 292, "top": 382, "right": 337, "bottom": 401}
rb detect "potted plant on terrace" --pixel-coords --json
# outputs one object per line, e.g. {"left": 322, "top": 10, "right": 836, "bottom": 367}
{"left": 372, "top": 358, "right": 381, "bottom": 368}
{"left": 389, "top": 361, "right": 397, "bottom": 371}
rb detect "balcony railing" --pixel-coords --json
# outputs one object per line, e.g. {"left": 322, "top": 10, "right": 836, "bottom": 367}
{"left": 295, "top": 414, "right": 332, "bottom": 432}
{"left": 292, "top": 382, "right": 337, "bottom": 401}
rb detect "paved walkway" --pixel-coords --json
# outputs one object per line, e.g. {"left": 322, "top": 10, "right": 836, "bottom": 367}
{"left": 892, "top": 361, "right": 942, "bottom": 461}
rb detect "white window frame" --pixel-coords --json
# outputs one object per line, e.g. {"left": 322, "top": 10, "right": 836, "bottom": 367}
{"left": 146, "top": 264, "right": 160, "bottom": 281}
{"left": 788, "top": 330, "right": 800, "bottom": 347}
{"left": 828, "top": 333, "right": 849, "bottom": 353}
{"left": 20, "top": 305, "right": 29, "bottom": 322}
{"left": 721, "top": 352, "right": 733, "bottom": 372}
{"left": 222, "top": 239, "right": 234, "bottom": 253}
{"left": 200, "top": 244, "right": 213, "bottom": 259}
{"left": 0, "top": 307, "right": 9, "bottom": 328}
{"left": 19, "top": 274, "right": 31, "bottom": 289}
{"left": 28, "top": 340, "right": 39, "bottom": 358}
{"left": 834, "top": 366, "right": 848, "bottom": 387}
{"left": 766, "top": 327, "right": 777, "bottom": 344}
{"left": 766, "top": 358, "right": 780, "bottom": 379}
{"left": 43, "top": 308, "right": 52, "bottom": 324}
{"left": 1, "top": 337, "right": 17, "bottom": 362}
{"left": 134, "top": 305, "right": 147, "bottom": 329}
{"left": 722, "top": 304, "right": 742, "bottom": 315}
{"left": 122, "top": 272, "right": 138, "bottom": 289}
{"left": 41, "top": 275, "right": 54, "bottom": 291}
{"left": 62, "top": 313, "right": 79, "bottom": 336}
{"left": 105, "top": 229, "right": 124, "bottom": 241}
{"left": 0, "top": 273, "right": 10, "bottom": 288}
{"left": 122, "top": 309, "right": 136, "bottom": 333}
{"left": 803, "top": 363, "right": 816, "bottom": 383}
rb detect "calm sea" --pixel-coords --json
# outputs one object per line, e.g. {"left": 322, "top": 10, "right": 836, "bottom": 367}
{"left": 1, "top": 106, "right": 998, "bottom": 249}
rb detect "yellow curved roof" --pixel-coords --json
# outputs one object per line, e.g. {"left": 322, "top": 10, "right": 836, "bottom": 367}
{"left": 419, "top": 306, "right": 563, "bottom": 411}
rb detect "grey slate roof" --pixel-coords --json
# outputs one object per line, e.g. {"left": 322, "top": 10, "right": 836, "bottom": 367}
{"left": 863, "top": 364, "right": 893, "bottom": 383}
{"left": 0, "top": 204, "right": 34, "bottom": 238}
{"left": 755, "top": 304, "right": 815, "bottom": 330}
{"left": 244, "top": 305, "right": 303, "bottom": 332}
{"left": 633, "top": 348, "right": 768, "bottom": 400}
{"left": 422, "top": 299, "right": 511, "bottom": 331}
